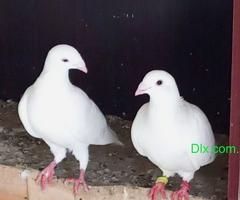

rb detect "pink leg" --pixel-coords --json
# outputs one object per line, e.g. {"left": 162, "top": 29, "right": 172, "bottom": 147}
{"left": 149, "top": 182, "right": 167, "bottom": 200}
{"left": 171, "top": 181, "right": 191, "bottom": 200}
{"left": 65, "top": 169, "right": 88, "bottom": 196}
{"left": 36, "top": 160, "right": 57, "bottom": 191}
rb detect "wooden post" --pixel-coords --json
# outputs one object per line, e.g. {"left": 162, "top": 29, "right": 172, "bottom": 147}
{"left": 228, "top": 0, "right": 240, "bottom": 199}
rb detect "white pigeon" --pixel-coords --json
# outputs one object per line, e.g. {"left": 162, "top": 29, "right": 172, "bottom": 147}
{"left": 131, "top": 70, "right": 216, "bottom": 200}
{"left": 18, "top": 44, "right": 122, "bottom": 196}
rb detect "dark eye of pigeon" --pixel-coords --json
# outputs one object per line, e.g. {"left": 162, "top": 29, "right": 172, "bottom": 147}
{"left": 62, "top": 59, "right": 69, "bottom": 62}
{"left": 156, "top": 80, "right": 163, "bottom": 86}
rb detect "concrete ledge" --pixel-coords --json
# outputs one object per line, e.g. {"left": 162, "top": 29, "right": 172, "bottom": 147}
{"left": 0, "top": 165, "right": 207, "bottom": 200}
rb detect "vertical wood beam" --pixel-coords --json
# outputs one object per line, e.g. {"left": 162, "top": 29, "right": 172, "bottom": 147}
{"left": 228, "top": 0, "right": 240, "bottom": 199}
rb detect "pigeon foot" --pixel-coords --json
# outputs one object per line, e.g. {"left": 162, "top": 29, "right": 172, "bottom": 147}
{"left": 36, "top": 160, "right": 57, "bottom": 191}
{"left": 171, "top": 181, "right": 191, "bottom": 200}
{"left": 65, "top": 169, "right": 88, "bottom": 196}
{"left": 149, "top": 176, "right": 168, "bottom": 200}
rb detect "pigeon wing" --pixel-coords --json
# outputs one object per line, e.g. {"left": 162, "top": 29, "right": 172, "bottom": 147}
{"left": 62, "top": 86, "right": 121, "bottom": 145}
{"left": 182, "top": 101, "right": 216, "bottom": 170}
{"left": 18, "top": 86, "right": 41, "bottom": 139}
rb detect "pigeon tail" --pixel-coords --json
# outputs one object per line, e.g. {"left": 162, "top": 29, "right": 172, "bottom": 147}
{"left": 105, "top": 126, "right": 124, "bottom": 146}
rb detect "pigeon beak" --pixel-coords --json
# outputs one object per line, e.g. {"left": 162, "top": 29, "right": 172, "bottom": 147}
{"left": 135, "top": 82, "right": 151, "bottom": 96}
{"left": 74, "top": 62, "right": 88, "bottom": 73}
{"left": 79, "top": 65, "right": 88, "bottom": 73}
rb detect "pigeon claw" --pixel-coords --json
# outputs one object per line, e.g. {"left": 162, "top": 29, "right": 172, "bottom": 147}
{"left": 65, "top": 169, "right": 88, "bottom": 196}
{"left": 171, "top": 181, "right": 190, "bottom": 200}
{"left": 149, "top": 182, "right": 167, "bottom": 200}
{"left": 36, "top": 160, "right": 57, "bottom": 191}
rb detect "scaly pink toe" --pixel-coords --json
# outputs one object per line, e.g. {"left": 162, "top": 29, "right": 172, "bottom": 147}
{"left": 171, "top": 181, "right": 191, "bottom": 200}
{"left": 65, "top": 169, "right": 88, "bottom": 196}
{"left": 36, "top": 160, "right": 57, "bottom": 191}
{"left": 149, "top": 182, "right": 166, "bottom": 200}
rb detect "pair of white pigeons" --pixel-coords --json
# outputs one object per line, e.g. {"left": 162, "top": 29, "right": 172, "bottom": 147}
{"left": 18, "top": 44, "right": 215, "bottom": 200}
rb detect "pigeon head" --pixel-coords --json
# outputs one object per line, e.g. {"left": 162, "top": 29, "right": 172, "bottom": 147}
{"left": 135, "top": 70, "right": 180, "bottom": 99}
{"left": 43, "top": 44, "right": 88, "bottom": 73}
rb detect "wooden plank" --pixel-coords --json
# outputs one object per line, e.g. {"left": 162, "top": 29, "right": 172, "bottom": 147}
{"left": 0, "top": 165, "right": 206, "bottom": 200}
{"left": 27, "top": 170, "right": 75, "bottom": 200}
{"left": 0, "top": 165, "right": 27, "bottom": 200}
{"left": 228, "top": 0, "right": 240, "bottom": 199}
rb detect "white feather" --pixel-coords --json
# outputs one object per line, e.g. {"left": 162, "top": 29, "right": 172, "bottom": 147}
{"left": 131, "top": 70, "right": 215, "bottom": 182}
{"left": 18, "top": 44, "right": 121, "bottom": 170}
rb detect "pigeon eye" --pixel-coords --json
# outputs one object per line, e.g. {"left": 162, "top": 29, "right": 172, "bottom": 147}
{"left": 62, "top": 59, "right": 69, "bottom": 62}
{"left": 156, "top": 80, "right": 163, "bottom": 86}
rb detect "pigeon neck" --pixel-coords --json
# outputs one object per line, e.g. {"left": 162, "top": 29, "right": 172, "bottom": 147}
{"left": 40, "top": 67, "right": 71, "bottom": 85}
{"left": 148, "top": 95, "right": 181, "bottom": 115}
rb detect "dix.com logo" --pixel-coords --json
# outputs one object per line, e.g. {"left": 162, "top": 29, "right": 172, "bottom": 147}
{"left": 191, "top": 144, "right": 238, "bottom": 154}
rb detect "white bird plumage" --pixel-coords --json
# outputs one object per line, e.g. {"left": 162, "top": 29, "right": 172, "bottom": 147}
{"left": 18, "top": 44, "right": 121, "bottom": 196}
{"left": 131, "top": 70, "right": 216, "bottom": 200}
